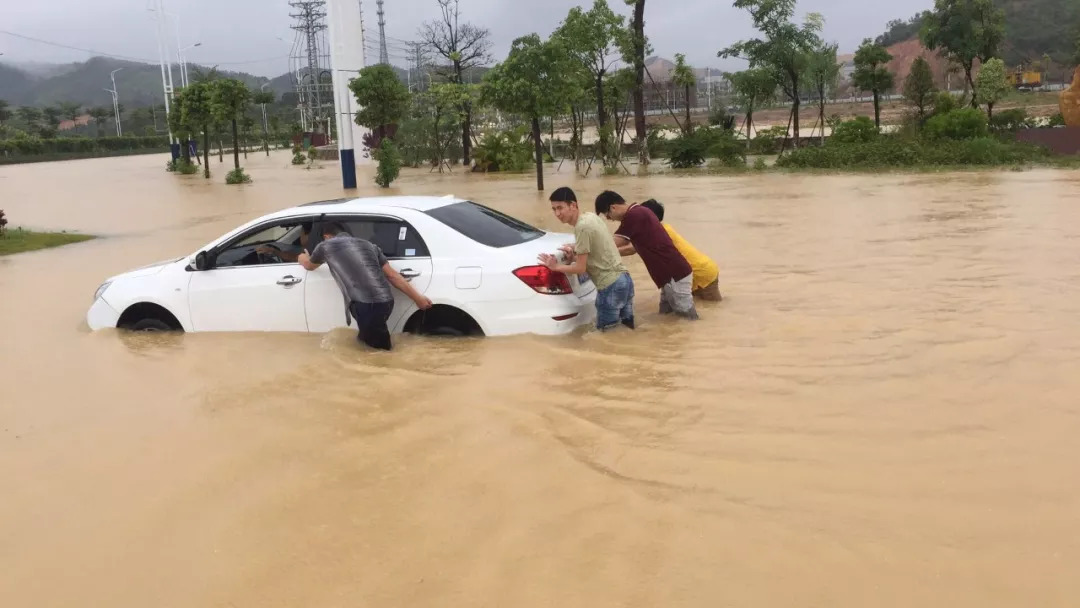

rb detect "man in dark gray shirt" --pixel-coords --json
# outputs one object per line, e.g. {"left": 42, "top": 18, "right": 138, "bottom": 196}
{"left": 299, "top": 222, "right": 432, "bottom": 350}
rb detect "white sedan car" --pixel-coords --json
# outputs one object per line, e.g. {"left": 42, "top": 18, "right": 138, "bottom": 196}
{"left": 87, "top": 196, "right": 597, "bottom": 337}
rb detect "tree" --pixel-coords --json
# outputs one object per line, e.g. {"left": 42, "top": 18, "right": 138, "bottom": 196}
{"left": 720, "top": 0, "right": 823, "bottom": 148}
{"left": 16, "top": 107, "right": 42, "bottom": 134}
{"left": 554, "top": 0, "right": 627, "bottom": 159}
{"left": 483, "top": 34, "right": 576, "bottom": 191}
{"left": 418, "top": 0, "right": 493, "bottom": 166}
{"left": 976, "top": 57, "right": 1009, "bottom": 120}
{"left": 87, "top": 107, "right": 112, "bottom": 137}
{"left": 348, "top": 63, "right": 411, "bottom": 146}
{"left": 853, "top": 39, "right": 895, "bottom": 129}
{"left": 805, "top": 43, "right": 840, "bottom": 143}
{"left": 672, "top": 53, "right": 696, "bottom": 134}
{"left": 423, "top": 83, "right": 469, "bottom": 171}
{"left": 623, "top": 0, "right": 648, "bottom": 165}
{"left": 210, "top": 78, "right": 252, "bottom": 172}
{"left": 1073, "top": 28, "right": 1080, "bottom": 66}
{"left": 58, "top": 102, "right": 82, "bottom": 129}
{"left": 904, "top": 56, "right": 937, "bottom": 117}
{"left": 921, "top": 0, "right": 1005, "bottom": 108}
{"left": 42, "top": 106, "right": 63, "bottom": 131}
{"left": 350, "top": 64, "right": 411, "bottom": 188}
{"left": 181, "top": 81, "right": 216, "bottom": 178}
{"left": 725, "top": 68, "right": 777, "bottom": 146}
{"left": 0, "top": 100, "right": 11, "bottom": 128}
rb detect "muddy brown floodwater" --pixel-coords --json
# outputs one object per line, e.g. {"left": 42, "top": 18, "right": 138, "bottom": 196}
{"left": 2, "top": 152, "right": 1080, "bottom": 607}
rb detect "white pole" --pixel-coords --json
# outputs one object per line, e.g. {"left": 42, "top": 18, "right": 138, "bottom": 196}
{"left": 110, "top": 68, "right": 124, "bottom": 136}
{"left": 152, "top": 2, "right": 175, "bottom": 151}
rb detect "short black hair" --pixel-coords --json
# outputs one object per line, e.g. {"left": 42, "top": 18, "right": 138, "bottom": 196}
{"left": 322, "top": 221, "right": 346, "bottom": 236}
{"left": 641, "top": 199, "right": 664, "bottom": 222}
{"left": 549, "top": 186, "right": 578, "bottom": 204}
{"left": 594, "top": 190, "right": 626, "bottom": 216}
{"left": 300, "top": 222, "right": 313, "bottom": 234}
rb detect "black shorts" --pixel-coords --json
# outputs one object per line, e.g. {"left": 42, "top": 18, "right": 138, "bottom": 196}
{"left": 348, "top": 300, "right": 394, "bottom": 350}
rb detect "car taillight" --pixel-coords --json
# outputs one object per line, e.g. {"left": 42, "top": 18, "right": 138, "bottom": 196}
{"left": 513, "top": 265, "right": 573, "bottom": 295}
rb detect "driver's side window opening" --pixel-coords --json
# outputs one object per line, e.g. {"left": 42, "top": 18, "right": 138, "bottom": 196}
{"left": 214, "top": 220, "right": 311, "bottom": 268}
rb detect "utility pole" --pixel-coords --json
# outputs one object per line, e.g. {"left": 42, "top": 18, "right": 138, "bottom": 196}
{"left": 376, "top": 0, "right": 389, "bottom": 65}
{"left": 151, "top": 0, "right": 179, "bottom": 159}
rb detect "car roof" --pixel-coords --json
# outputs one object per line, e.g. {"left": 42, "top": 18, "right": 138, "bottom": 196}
{"left": 291, "top": 194, "right": 465, "bottom": 214}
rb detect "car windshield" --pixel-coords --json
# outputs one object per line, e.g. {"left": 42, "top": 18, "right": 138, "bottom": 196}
{"left": 425, "top": 201, "right": 544, "bottom": 248}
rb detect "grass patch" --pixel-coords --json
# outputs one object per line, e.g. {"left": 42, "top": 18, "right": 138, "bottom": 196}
{"left": 0, "top": 228, "right": 96, "bottom": 256}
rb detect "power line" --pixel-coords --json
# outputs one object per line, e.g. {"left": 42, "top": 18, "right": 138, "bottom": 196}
{"left": 0, "top": 30, "right": 290, "bottom": 70}
{"left": 0, "top": 30, "right": 154, "bottom": 62}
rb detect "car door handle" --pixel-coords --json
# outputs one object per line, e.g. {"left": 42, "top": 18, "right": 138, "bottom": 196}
{"left": 399, "top": 269, "right": 421, "bottom": 280}
{"left": 277, "top": 275, "right": 302, "bottom": 286}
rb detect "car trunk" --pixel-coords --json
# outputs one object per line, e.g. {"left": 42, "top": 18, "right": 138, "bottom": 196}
{"left": 507, "top": 231, "right": 596, "bottom": 298}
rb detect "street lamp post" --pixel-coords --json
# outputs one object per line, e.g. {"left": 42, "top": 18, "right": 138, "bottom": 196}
{"left": 109, "top": 68, "right": 124, "bottom": 136}
{"left": 179, "top": 42, "right": 202, "bottom": 88}
{"left": 260, "top": 82, "right": 272, "bottom": 156}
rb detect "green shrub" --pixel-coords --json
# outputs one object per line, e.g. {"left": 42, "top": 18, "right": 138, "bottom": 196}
{"left": 291, "top": 150, "right": 307, "bottom": 165}
{"left": 990, "top": 108, "right": 1034, "bottom": 132}
{"left": 166, "top": 159, "right": 178, "bottom": 172}
{"left": 646, "top": 126, "right": 674, "bottom": 158}
{"left": 225, "top": 168, "right": 252, "bottom": 184}
{"left": 176, "top": 159, "right": 199, "bottom": 174}
{"left": 752, "top": 157, "right": 768, "bottom": 171}
{"left": 830, "top": 116, "right": 878, "bottom": 144}
{"left": 749, "top": 125, "right": 788, "bottom": 154}
{"left": 1048, "top": 113, "right": 1066, "bottom": 127}
{"left": 709, "top": 105, "right": 736, "bottom": 130}
{"left": 472, "top": 128, "right": 533, "bottom": 172}
{"left": 375, "top": 139, "right": 402, "bottom": 188}
{"left": 931, "top": 92, "right": 959, "bottom": 116}
{"left": 924, "top": 108, "right": 989, "bottom": 141}
{"left": 777, "top": 136, "right": 1049, "bottom": 170}
{"left": 667, "top": 127, "right": 746, "bottom": 169}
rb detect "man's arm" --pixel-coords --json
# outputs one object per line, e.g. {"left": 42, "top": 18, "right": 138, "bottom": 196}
{"left": 383, "top": 263, "right": 433, "bottom": 310}
{"left": 614, "top": 235, "right": 636, "bottom": 256}
{"left": 539, "top": 252, "right": 588, "bottom": 275}
{"left": 298, "top": 252, "right": 321, "bottom": 271}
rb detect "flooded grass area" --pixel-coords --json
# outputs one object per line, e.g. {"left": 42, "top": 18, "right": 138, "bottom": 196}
{"left": 0, "top": 228, "right": 95, "bottom": 256}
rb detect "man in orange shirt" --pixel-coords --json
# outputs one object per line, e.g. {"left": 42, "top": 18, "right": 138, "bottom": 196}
{"left": 640, "top": 199, "right": 722, "bottom": 302}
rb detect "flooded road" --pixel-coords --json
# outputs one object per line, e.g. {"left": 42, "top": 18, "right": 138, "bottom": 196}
{"left": 3, "top": 152, "right": 1080, "bottom": 607}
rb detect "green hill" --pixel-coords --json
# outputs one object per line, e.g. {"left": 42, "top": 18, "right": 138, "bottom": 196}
{"left": 0, "top": 56, "right": 293, "bottom": 109}
{"left": 875, "top": 0, "right": 1079, "bottom": 67}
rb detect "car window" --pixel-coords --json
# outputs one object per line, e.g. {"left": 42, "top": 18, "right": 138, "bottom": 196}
{"left": 425, "top": 201, "right": 543, "bottom": 248}
{"left": 214, "top": 220, "right": 308, "bottom": 268}
{"left": 326, "top": 217, "right": 430, "bottom": 258}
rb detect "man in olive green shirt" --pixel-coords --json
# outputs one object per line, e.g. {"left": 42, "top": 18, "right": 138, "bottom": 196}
{"left": 539, "top": 186, "right": 636, "bottom": 330}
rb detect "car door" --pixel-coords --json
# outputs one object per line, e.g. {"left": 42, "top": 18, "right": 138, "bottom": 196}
{"left": 188, "top": 220, "right": 310, "bottom": 333}
{"left": 304, "top": 214, "right": 434, "bottom": 334}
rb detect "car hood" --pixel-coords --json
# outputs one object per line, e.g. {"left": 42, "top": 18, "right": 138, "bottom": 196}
{"left": 109, "top": 256, "right": 185, "bottom": 282}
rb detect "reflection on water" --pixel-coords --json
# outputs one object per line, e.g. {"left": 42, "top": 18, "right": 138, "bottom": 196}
{"left": 3, "top": 152, "right": 1080, "bottom": 607}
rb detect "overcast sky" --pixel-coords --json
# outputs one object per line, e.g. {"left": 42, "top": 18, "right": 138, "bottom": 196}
{"left": 0, "top": 0, "right": 930, "bottom": 77}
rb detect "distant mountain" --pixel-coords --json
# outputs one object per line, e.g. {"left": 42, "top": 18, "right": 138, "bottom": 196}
{"left": 0, "top": 56, "right": 478, "bottom": 110}
{"left": 0, "top": 56, "right": 290, "bottom": 109}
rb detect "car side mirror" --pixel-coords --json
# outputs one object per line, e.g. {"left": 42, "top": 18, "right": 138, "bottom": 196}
{"left": 194, "top": 251, "right": 210, "bottom": 271}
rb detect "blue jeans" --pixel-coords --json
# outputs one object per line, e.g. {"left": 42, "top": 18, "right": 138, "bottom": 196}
{"left": 595, "top": 272, "right": 635, "bottom": 330}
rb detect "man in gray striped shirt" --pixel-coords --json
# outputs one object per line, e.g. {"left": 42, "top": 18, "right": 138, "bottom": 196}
{"left": 300, "top": 222, "right": 432, "bottom": 350}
